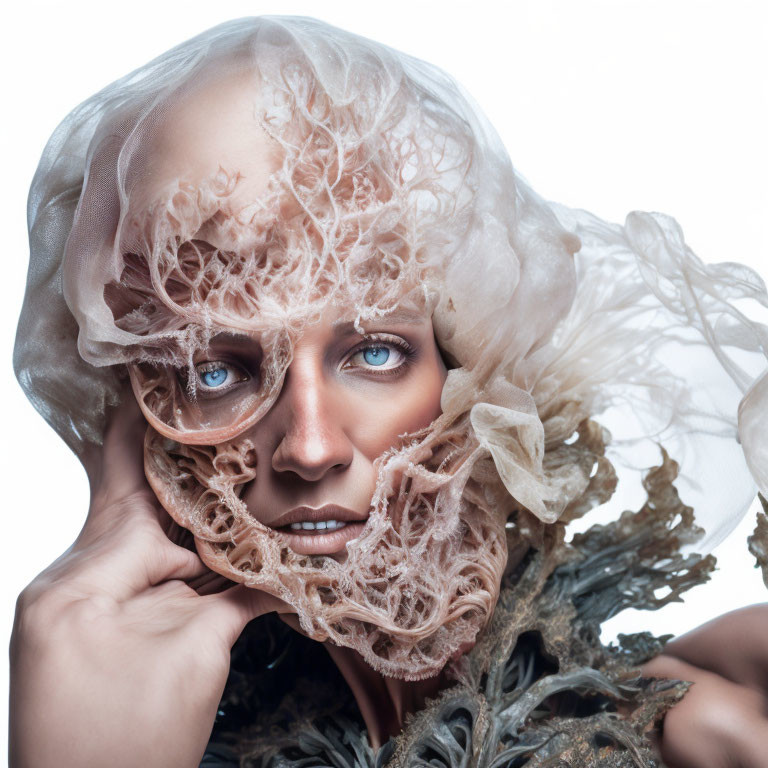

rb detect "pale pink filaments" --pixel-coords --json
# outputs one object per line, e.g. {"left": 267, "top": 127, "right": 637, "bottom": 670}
{"left": 143, "top": 407, "right": 512, "bottom": 680}
{"left": 99, "top": 50, "right": 551, "bottom": 676}
{"left": 108, "top": 156, "right": 445, "bottom": 443}
{"left": 95, "top": 34, "right": 519, "bottom": 681}
{"left": 15, "top": 13, "right": 763, "bottom": 685}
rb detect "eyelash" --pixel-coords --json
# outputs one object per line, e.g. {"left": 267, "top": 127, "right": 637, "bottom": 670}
{"left": 342, "top": 334, "right": 417, "bottom": 377}
{"left": 187, "top": 335, "right": 416, "bottom": 396}
{"left": 192, "top": 360, "right": 249, "bottom": 396}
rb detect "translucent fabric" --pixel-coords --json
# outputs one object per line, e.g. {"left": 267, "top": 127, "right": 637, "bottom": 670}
{"left": 13, "top": 15, "right": 768, "bottom": 679}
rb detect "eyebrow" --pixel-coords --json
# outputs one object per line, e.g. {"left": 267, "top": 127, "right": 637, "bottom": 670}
{"left": 331, "top": 309, "right": 426, "bottom": 336}
{"left": 206, "top": 332, "right": 261, "bottom": 350}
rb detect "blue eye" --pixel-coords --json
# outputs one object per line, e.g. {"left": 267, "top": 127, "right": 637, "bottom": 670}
{"left": 362, "top": 346, "right": 390, "bottom": 366}
{"left": 344, "top": 337, "right": 414, "bottom": 375}
{"left": 201, "top": 367, "right": 228, "bottom": 387}
{"left": 194, "top": 361, "right": 247, "bottom": 393}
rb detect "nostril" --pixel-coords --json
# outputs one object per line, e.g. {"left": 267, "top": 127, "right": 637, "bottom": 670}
{"left": 271, "top": 433, "right": 353, "bottom": 481}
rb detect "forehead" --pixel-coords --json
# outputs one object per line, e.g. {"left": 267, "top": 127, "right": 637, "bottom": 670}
{"left": 204, "top": 300, "right": 432, "bottom": 351}
{"left": 106, "top": 66, "right": 436, "bottom": 352}
{"left": 129, "top": 68, "right": 283, "bottom": 216}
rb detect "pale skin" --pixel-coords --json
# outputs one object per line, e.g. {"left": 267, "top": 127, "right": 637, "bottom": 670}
{"left": 9, "top": 303, "right": 450, "bottom": 765}
{"left": 9, "top": 384, "right": 291, "bottom": 768}
{"left": 188, "top": 301, "right": 454, "bottom": 746}
{"left": 10, "top": 67, "right": 768, "bottom": 767}
{"left": 10, "top": 305, "right": 768, "bottom": 765}
{"left": 642, "top": 608, "right": 768, "bottom": 768}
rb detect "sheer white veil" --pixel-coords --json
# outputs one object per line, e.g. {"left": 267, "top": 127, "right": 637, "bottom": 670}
{"left": 13, "top": 16, "right": 768, "bottom": 593}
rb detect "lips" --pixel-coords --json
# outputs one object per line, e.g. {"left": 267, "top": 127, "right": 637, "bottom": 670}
{"left": 267, "top": 503, "right": 369, "bottom": 555}
{"left": 269, "top": 503, "right": 369, "bottom": 528}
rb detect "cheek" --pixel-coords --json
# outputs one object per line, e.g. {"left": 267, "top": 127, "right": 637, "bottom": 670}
{"left": 344, "top": 362, "right": 446, "bottom": 459}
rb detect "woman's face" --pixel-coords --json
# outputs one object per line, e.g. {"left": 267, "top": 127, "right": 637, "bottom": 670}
{"left": 208, "top": 302, "right": 449, "bottom": 555}
{"left": 121, "top": 68, "right": 507, "bottom": 678}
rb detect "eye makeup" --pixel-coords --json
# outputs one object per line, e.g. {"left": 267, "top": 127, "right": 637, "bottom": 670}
{"left": 175, "top": 316, "right": 426, "bottom": 409}
{"left": 194, "top": 360, "right": 250, "bottom": 394}
{"left": 173, "top": 331, "right": 264, "bottom": 400}
{"left": 341, "top": 333, "right": 418, "bottom": 377}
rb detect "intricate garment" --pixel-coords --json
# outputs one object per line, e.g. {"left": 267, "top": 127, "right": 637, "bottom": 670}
{"left": 11, "top": 20, "right": 768, "bottom": 764}
{"left": 14, "top": 15, "right": 768, "bottom": 683}
{"left": 202, "top": 424, "right": 727, "bottom": 767}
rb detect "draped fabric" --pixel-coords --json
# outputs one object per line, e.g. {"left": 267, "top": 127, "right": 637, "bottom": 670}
{"left": 13, "top": 16, "right": 768, "bottom": 680}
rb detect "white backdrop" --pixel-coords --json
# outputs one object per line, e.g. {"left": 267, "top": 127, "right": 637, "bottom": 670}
{"left": 3, "top": 0, "right": 767, "bottom": 757}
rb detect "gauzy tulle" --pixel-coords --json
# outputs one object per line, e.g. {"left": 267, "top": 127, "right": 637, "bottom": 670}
{"left": 13, "top": 16, "right": 768, "bottom": 679}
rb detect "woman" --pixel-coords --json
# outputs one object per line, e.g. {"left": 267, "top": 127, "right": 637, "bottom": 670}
{"left": 10, "top": 16, "right": 768, "bottom": 767}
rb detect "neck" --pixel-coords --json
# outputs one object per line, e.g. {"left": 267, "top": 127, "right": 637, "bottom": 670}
{"left": 322, "top": 642, "right": 449, "bottom": 750}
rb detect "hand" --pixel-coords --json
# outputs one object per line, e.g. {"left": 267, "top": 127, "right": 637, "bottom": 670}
{"left": 9, "top": 385, "right": 290, "bottom": 768}
{"left": 643, "top": 605, "right": 768, "bottom": 768}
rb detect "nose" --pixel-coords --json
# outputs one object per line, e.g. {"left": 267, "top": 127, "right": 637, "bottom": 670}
{"left": 269, "top": 359, "right": 354, "bottom": 482}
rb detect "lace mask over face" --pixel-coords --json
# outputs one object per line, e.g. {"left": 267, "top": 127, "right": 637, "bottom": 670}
{"left": 96, "top": 59, "right": 524, "bottom": 679}
{"left": 116, "top": 166, "right": 514, "bottom": 679}
{"left": 19, "top": 16, "right": 767, "bottom": 681}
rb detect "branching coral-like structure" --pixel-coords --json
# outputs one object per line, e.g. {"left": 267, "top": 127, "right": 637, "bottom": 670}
{"left": 747, "top": 494, "right": 768, "bottom": 588}
{"left": 14, "top": 16, "right": 768, "bottom": 681}
{"left": 206, "top": 422, "right": 717, "bottom": 766}
{"left": 144, "top": 410, "right": 509, "bottom": 678}
{"left": 85, "top": 21, "right": 583, "bottom": 678}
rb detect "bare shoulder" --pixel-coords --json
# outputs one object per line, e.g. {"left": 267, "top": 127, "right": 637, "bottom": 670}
{"left": 659, "top": 603, "right": 768, "bottom": 694}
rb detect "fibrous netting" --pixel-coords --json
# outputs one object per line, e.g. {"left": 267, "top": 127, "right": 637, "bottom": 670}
{"left": 13, "top": 16, "right": 768, "bottom": 680}
{"left": 208, "top": 421, "right": 719, "bottom": 766}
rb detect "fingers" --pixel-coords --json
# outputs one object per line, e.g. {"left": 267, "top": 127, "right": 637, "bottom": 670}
{"left": 62, "top": 376, "right": 226, "bottom": 603}
{"left": 89, "top": 381, "right": 152, "bottom": 510}
{"left": 69, "top": 381, "right": 294, "bottom": 631}
{"left": 64, "top": 517, "right": 210, "bottom": 602}
{"left": 199, "top": 584, "right": 295, "bottom": 648}
{"left": 80, "top": 377, "right": 157, "bottom": 547}
{"left": 138, "top": 537, "right": 211, "bottom": 587}
{"left": 70, "top": 377, "right": 200, "bottom": 598}
{"left": 186, "top": 571, "right": 237, "bottom": 596}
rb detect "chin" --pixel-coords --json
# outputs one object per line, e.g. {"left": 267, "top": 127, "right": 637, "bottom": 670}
{"left": 143, "top": 416, "right": 509, "bottom": 680}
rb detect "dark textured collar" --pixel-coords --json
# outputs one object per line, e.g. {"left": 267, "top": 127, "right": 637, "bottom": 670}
{"left": 207, "top": 447, "right": 710, "bottom": 767}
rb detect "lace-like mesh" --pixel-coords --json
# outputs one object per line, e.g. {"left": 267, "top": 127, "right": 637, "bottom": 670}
{"left": 13, "top": 15, "right": 768, "bottom": 679}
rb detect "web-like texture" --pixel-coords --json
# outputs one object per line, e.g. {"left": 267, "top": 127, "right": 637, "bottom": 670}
{"left": 205, "top": 425, "right": 720, "bottom": 767}
{"left": 88, "top": 25, "right": 582, "bottom": 678}
{"left": 145, "top": 406, "right": 511, "bottom": 679}
{"left": 13, "top": 16, "right": 768, "bottom": 680}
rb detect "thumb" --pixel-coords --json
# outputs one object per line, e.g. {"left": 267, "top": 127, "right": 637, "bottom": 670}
{"left": 203, "top": 583, "right": 296, "bottom": 647}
